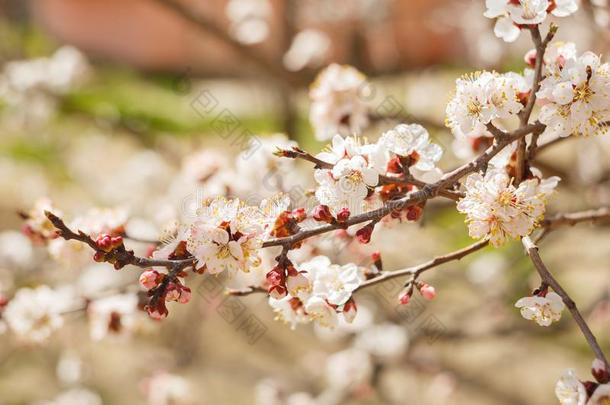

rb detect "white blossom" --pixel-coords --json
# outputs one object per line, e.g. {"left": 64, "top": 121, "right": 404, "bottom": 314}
{"left": 589, "top": 384, "right": 610, "bottom": 404}
{"left": 379, "top": 123, "right": 443, "bottom": 176}
{"left": 87, "top": 293, "right": 139, "bottom": 341}
{"left": 314, "top": 135, "right": 387, "bottom": 212}
{"left": 515, "top": 291, "right": 565, "bottom": 326}
{"left": 446, "top": 71, "right": 524, "bottom": 138}
{"left": 4, "top": 286, "right": 74, "bottom": 343}
{"left": 484, "top": 0, "right": 579, "bottom": 42}
{"left": 457, "top": 169, "right": 559, "bottom": 246}
{"left": 538, "top": 50, "right": 610, "bottom": 138}
{"left": 306, "top": 257, "right": 363, "bottom": 306}
{"left": 555, "top": 369, "right": 587, "bottom": 405}
{"left": 309, "top": 64, "right": 370, "bottom": 141}
{"left": 185, "top": 197, "right": 265, "bottom": 274}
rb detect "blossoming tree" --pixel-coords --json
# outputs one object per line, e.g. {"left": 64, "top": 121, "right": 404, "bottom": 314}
{"left": 6, "top": 0, "right": 610, "bottom": 403}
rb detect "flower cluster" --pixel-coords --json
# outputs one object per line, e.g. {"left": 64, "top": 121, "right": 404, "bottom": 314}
{"left": 446, "top": 71, "right": 526, "bottom": 138}
{"left": 538, "top": 45, "right": 610, "bottom": 138}
{"left": 484, "top": 0, "right": 578, "bottom": 42}
{"left": 309, "top": 64, "right": 370, "bottom": 141}
{"left": 139, "top": 269, "right": 192, "bottom": 320}
{"left": 269, "top": 255, "right": 364, "bottom": 329}
{"left": 0, "top": 46, "right": 89, "bottom": 125}
{"left": 2, "top": 286, "right": 74, "bottom": 343}
{"left": 314, "top": 135, "right": 386, "bottom": 213}
{"left": 314, "top": 124, "right": 443, "bottom": 218}
{"left": 457, "top": 169, "right": 559, "bottom": 246}
{"left": 156, "top": 196, "right": 287, "bottom": 275}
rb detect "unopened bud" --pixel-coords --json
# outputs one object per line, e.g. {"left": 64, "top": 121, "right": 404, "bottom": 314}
{"left": 139, "top": 270, "right": 160, "bottom": 290}
{"left": 312, "top": 205, "right": 333, "bottom": 223}
{"left": 592, "top": 358, "right": 609, "bottom": 384}
{"left": 419, "top": 283, "right": 436, "bottom": 300}
{"left": 336, "top": 207, "right": 351, "bottom": 223}
{"left": 524, "top": 48, "right": 537, "bottom": 68}
{"left": 356, "top": 223, "right": 374, "bottom": 244}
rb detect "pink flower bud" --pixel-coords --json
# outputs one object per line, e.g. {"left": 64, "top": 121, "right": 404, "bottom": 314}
{"left": 592, "top": 358, "right": 609, "bottom": 384}
{"left": 336, "top": 207, "right": 351, "bottom": 223}
{"left": 399, "top": 291, "right": 411, "bottom": 305}
{"left": 266, "top": 266, "right": 285, "bottom": 286}
{"left": 96, "top": 234, "right": 113, "bottom": 251}
{"left": 312, "top": 205, "right": 333, "bottom": 223}
{"left": 343, "top": 298, "right": 357, "bottom": 323}
{"left": 178, "top": 286, "right": 192, "bottom": 304}
{"left": 165, "top": 284, "right": 181, "bottom": 302}
{"left": 406, "top": 205, "right": 424, "bottom": 222}
{"left": 139, "top": 270, "right": 159, "bottom": 290}
{"left": 356, "top": 223, "right": 374, "bottom": 244}
{"left": 146, "top": 301, "right": 168, "bottom": 320}
{"left": 419, "top": 283, "right": 436, "bottom": 300}
{"left": 524, "top": 48, "right": 537, "bottom": 68}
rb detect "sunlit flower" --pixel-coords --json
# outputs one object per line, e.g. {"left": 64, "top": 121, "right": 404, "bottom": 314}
{"left": 484, "top": 0, "right": 578, "bottom": 42}
{"left": 515, "top": 291, "right": 565, "bottom": 326}
{"left": 3, "top": 286, "right": 74, "bottom": 343}
{"left": 306, "top": 258, "right": 363, "bottom": 306}
{"left": 555, "top": 369, "right": 587, "bottom": 405}
{"left": 185, "top": 197, "right": 264, "bottom": 274}
{"left": 379, "top": 123, "right": 443, "bottom": 172}
{"left": 309, "top": 64, "right": 370, "bottom": 141}
{"left": 22, "top": 197, "right": 60, "bottom": 242}
{"left": 538, "top": 50, "right": 610, "bottom": 138}
{"left": 457, "top": 169, "right": 559, "bottom": 246}
{"left": 446, "top": 71, "right": 523, "bottom": 138}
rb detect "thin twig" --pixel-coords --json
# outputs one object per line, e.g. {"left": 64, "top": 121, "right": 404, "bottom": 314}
{"left": 354, "top": 238, "right": 490, "bottom": 292}
{"left": 541, "top": 207, "right": 610, "bottom": 230}
{"left": 45, "top": 211, "right": 194, "bottom": 269}
{"left": 522, "top": 236, "right": 609, "bottom": 368}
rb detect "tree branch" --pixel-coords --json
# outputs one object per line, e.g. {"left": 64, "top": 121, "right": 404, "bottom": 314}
{"left": 45, "top": 211, "right": 194, "bottom": 270}
{"left": 355, "top": 238, "right": 490, "bottom": 292}
{"left": 515, "top": 25, "right": 557, "bottom": 182}
{"left": 522, "top": 236, "right": 609, "bottom": 368}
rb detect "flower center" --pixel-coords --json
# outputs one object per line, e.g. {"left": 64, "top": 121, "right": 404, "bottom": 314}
{"left": 467, "top": 100, "right": 482, "bottom": 117}
{"left": 573, "top": 82, "right": 594, "bottom": 103}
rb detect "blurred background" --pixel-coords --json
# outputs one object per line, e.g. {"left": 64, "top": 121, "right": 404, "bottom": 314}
{"left": 1, "top": 0, "right": 610, "bottom": 404}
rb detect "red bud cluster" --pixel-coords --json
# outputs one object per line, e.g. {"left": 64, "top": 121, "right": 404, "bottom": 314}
{"left": 95, "top": 234, "right": 124, "bottom": 252}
